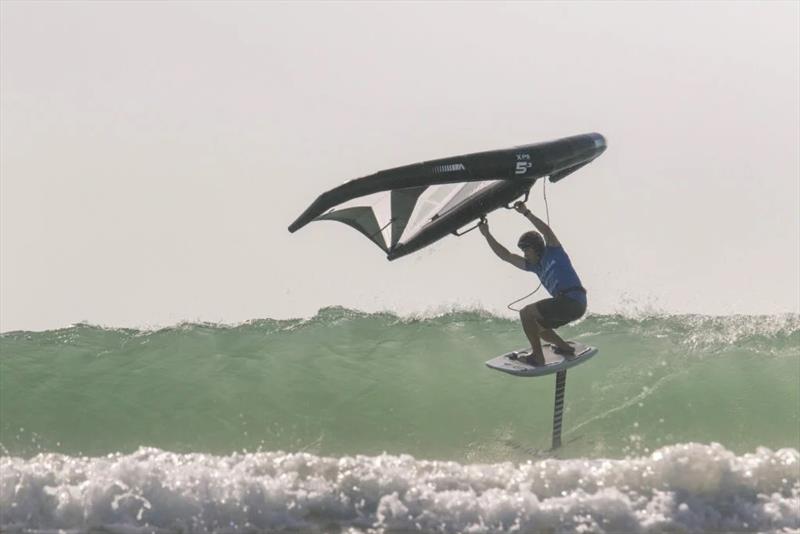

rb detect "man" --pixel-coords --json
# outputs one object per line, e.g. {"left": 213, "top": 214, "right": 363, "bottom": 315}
{"left": 478, "top": 201, "right": 587, "bottom": 366}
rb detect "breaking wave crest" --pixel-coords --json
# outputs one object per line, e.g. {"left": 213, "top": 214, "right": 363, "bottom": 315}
{"left": 2, "top": 443, "right": 798, "bottom": 533}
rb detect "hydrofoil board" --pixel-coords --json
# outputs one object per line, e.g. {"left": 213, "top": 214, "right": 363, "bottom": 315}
{"left": 486, "top": 342, "right": 597, "bottom": 377}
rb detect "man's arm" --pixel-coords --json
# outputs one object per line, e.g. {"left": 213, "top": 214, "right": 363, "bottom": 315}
{"left": 478, "top": 219, "right": 527, "bottom": 270}
{"left": 514, "top": 202, "right": 561, "bottom": 247}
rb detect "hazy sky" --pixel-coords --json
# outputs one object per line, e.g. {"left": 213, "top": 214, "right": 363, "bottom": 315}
{"left": 1, "top": 1, "right": 798, "bottom": 331}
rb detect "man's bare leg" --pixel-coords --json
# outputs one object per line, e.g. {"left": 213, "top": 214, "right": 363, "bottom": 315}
{"left": 539, "top": 329, "right": 574, "bottom": 355}
{"left": 519, "top": 304, "right": 546, "bottom": 365}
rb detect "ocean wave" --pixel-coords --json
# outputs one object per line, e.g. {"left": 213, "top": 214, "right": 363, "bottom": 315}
{"left": 2, "top": 443, "right": 798, "bottom": 533}
{"left": 2, "top": 307, "right": 798, "bottom": 462}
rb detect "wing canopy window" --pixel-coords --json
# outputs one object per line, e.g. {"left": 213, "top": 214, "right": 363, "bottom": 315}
{"left": 313, "top": 181, "right": 500, "bottom": 253}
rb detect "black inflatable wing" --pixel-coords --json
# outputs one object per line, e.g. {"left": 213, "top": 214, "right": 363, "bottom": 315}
{"left": 288, "top": 133, "right": 606, "bottom": 261}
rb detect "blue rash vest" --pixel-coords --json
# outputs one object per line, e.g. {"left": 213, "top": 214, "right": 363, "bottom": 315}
{"left": 525, "top": 246, "right": 587, "bottom": 306}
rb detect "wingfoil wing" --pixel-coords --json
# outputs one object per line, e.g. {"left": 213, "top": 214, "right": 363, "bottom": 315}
{"left": 288, "top": 133, "right": 606, "bottom": 260}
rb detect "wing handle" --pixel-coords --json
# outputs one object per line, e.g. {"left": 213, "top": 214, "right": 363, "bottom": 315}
{"left": 451, "top": 215, "right": 487, "bottom": 237}
{"left": 504, "top": 189, "right": 530, "bottom": 209}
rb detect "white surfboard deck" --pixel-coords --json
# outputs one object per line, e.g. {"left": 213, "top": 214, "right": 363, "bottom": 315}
{"left": 485, "top": 342, "right": 598, "bottom": 377}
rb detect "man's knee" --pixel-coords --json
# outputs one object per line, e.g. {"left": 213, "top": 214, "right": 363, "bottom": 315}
{"left": 520, "top": 303, "right": 541, "bottom": 322}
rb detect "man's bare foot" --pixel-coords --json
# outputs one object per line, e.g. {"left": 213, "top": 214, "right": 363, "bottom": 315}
{"left": 520, "top": 353, "right": 546, "bottom": 366}
{"left": 552, "top": 343, "right": 576, "bottom": 357}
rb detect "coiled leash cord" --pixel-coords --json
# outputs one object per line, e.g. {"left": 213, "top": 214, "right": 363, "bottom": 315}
{"left": 506, "top": 178, "right": 551, "bottom": 312}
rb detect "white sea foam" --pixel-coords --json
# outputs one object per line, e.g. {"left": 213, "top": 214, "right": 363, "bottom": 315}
{"left": 1, "top": 443, "right": 798, "bottom": 533}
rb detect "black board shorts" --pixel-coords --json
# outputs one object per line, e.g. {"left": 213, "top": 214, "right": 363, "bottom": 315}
{"left": 535, "top": 296, "right": 587, "bottom": 329}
